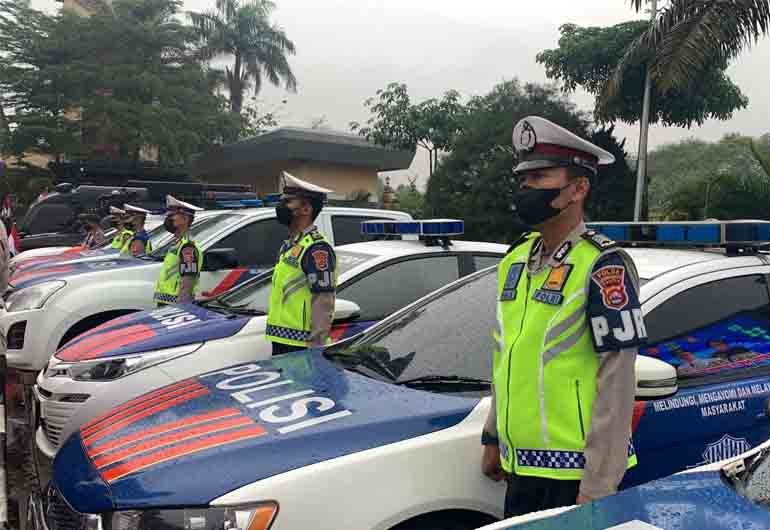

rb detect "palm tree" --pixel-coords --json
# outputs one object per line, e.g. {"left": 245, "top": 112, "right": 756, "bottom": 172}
{"left": 189, "top": 0, "right": 297, "bottom": 115}
{"left": 605, "top": 0, "right": 770, "bottom": 99}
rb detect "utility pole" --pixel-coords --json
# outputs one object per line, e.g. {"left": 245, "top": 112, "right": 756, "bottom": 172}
{"left": 633, "top": 0, "right": 658, "bottom": 222}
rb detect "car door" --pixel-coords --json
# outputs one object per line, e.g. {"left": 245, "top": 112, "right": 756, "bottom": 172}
{"left": 200, "top": 217, "right": 286, "bottom": 297}
{"left": 623, "top": 271, "right": 770, "bottom": 488}
{"left": 330, "top": 255, "right": 462, "bottom": 341}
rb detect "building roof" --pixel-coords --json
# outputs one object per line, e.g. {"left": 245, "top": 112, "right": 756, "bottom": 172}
{"left": 192, "top": 127, "right": 416, "bottom": 177}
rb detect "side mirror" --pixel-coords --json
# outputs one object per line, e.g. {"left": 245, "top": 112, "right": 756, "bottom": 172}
{"left": 333, "top": 298, "right": 361, "bottom": 323}
{"left": 203, "top": 248, "right": 239, "bottom": 271}
{"left": 635, "top": 355, "right": 678, "bottom": 400}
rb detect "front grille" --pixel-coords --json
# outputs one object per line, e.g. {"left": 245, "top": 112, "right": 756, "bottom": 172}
{"left": 38, "top": 392, "right": 90, "bottom": 449}
{"left": 8, "top": 321, "right": 26, "bottom": 349}
{"left": 44, "top": 485, "right": 82, "bottom": 530}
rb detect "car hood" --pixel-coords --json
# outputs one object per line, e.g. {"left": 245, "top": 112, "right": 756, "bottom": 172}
{"left": 53, "top": 351, "right": 478, "bottom": 512}
{"left": 487, "top": 470, "right": 765, "bottom": 529}
{"left": 55, "top": 304, "right": 250, "bottom": 362}
{"left": 10, "top": 255, "right": 152, "bottom": 289}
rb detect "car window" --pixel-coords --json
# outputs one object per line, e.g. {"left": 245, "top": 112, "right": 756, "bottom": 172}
{"left": 473, "top": 255, "right": 501, "bottom": 271}
{"left": 338, "top": 255, "right": 460, "bottom": 321}
{"left": 211, "top": 218, "right": 285, "bottom": 268}
{"left": 342, "top": 268, "right": 497, "bottom": 385}
{"left": 642, "top": 275, "right": 770, "bottom": 382}
{"left": 25, "top": 203, "right": 74, "bottom": 234}
{"left": 332, "top": 216, "right": 392, "bottom": 246}
{"left": 150, "top": 214, "right": 241, "bottom": 258}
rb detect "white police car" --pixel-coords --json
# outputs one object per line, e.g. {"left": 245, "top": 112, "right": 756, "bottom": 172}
{"left": 8, "top": 214, "right": 165, "bottom": 274}
{"left": 1, "top": 206, "right": 412, "bottom": 380}
{"left": 33, "top": 220, "right": 506, "bottom": 458}
{"left": 33, "top": 220, "right": 770, "bottom": 530}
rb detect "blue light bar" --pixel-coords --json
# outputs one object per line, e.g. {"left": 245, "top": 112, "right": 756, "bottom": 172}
{"left": 586, "top": 221, "right": 770, "bottom": 247}
{"left": 361, "top": 219, "right": 464, "bottom": 237}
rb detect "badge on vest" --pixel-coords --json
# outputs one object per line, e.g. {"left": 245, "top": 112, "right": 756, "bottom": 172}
{"left": 532, "top": 264, "right": 572, "bottom": 305}
{"left": 500, "top": 263, "right": 524, "bottom": 301}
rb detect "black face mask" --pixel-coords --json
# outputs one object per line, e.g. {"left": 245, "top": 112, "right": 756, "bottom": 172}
{"left": 163, "top": 217, "right": 176, "bottom": 233}
{"left": 513, "top": 184, "right": 573, "bottom": 227}
{"left": 275, "top": 204, "right": 295, "bottom": 226}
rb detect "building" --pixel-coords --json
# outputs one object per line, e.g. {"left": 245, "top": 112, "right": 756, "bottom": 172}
{"left": 192, "top": 127, "right": 416, "bottom": 202}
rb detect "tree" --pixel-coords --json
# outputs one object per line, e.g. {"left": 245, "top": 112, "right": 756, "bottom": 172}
{"left": 189, "top": 0, "right": 296, "bottom": 115}
{"left": 395, "top": 177, "right": 424, "bottom": 218}
{"left": 0, "top": 0, "right": 241, "bottom": 163}
{"left": 586, "top": 126, "right": 636, "bottom": 221}
{"left": 606, "top": 0, "right": 770, "bottom": 100}
{"left": 424, "top": 80, "right": 627, "bottom": 242}
{"left": 537, "top": 21, "right": 748, "bottom": 127}
{"left": 351, "top": 83, "right": 466, "bottom": 176}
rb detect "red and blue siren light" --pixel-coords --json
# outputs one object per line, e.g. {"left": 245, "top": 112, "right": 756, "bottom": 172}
{"left": 587, "top": 220, "right": 770, "bottom": 246}
{"left": 361, "top": 219, "right": 464, "bottom": 237}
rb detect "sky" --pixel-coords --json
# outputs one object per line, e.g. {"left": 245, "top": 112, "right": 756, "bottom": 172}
{"left": 31, "top": 0, "right": 770, "bottom": 188}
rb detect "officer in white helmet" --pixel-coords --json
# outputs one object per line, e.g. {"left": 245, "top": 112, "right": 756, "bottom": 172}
{"left": 108, "top": 206, "right": 133, "bottom": 250}
{"left": 481, "top": 117, "right": 647, "bottom": 516}
{"left": 123, "top": 204, "right": 152, "bottom": 256}
{"left": 153, "top": 195, "right": 203, "bottom": 306}
{"left": 266, "top": 172, "right": 337, "bottom": 355}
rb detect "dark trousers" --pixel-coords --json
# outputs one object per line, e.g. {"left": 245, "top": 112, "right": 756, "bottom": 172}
{"left": 504, "top": 473, "right": 581, "bottom": 518}
{"left": 271, "top": 342, "right": 306, "bottom": 355}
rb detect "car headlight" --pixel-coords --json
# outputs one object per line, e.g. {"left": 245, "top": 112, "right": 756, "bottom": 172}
{"left": 5, "top": 281, "right": 66, "bottom": 312}
{"left": 93, "top": 504, "right": 278, "bottom": 530}
{"left": 55, "top": 343, "right": 203, "bottom": 381}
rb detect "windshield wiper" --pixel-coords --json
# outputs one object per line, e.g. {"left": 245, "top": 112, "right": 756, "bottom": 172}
{"left": 396, "top": 375, "right": 491, "bottom": 389}
{"left": 324, "top": 349, "right": 402, "bottom": 381}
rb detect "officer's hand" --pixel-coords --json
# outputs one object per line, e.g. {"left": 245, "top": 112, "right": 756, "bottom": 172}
{"left": 481, "top": 444, "right": 506, "bottom": 482}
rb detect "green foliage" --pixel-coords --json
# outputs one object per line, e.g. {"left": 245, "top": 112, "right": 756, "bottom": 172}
{"left": 608, "top": 0, "right": 770, "bottom": 98}
{"left": 0, "top": 0, "right": 243, "bottom": 163}
{"left": 537, "top": 22, "right": 748, "bottom": 127}
{"left": 395, "top": 181, "right": 425, "bottom": 218}
{"left": 351, "top": 83, "right": 465, "bottom": 175}
{"left": 586, "top": 125, "right": 636, "bottom": 222}
{"left": 648, "top": 135, "right": 770, "bottom": 213}
{"left": 189, "top": 0, "right": 296, "bottom": 115}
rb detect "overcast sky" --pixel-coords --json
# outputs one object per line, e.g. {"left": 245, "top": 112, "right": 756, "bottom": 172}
{"left": 32, "top": 0, "right": 770, "bottom": 187}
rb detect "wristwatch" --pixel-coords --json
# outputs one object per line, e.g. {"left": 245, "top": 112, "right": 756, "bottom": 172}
{"left": 481, "top": 431, "right": 499, "bottom": 446}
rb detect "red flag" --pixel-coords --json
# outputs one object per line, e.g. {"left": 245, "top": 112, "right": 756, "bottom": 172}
{"left": 8, "top": 223, "right": 20, "bottom": 256}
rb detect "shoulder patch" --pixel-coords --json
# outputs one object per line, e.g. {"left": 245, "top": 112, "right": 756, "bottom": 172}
{"left": 582, "top": 230, "right": 617, "bottom": 250}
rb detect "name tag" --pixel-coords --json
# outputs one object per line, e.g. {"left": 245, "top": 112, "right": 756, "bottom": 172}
{"left": 500, "top": 263, "right": 524, "bottom": 301}
{"left": 533, "top": 289, "right": 563, "bottom": 306}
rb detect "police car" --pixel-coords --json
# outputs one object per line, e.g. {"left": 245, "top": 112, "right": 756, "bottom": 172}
{"left": 32, "top": 220, "right": 770, "bottom": 530}
{"left": 8, "top": 214, "right": 166, "bottom": 274}
{"left": 1, "top": 207, "right": 412, "bottom": 380}
{"left": 33, "top": 220, "right": 506, "bottom": 458}
{"left": 476, "top": 438, "right": 770, "bottom": 530}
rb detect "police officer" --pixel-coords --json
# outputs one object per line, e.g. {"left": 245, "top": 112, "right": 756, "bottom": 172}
{"left": 122, "top": 204, "right": 152, "bottom": 256}
{"left": 153, "top": 195, "right": 203, "bottom": 306}
{"left": 481, "top": 116, "right": 648, "bottom": 516}
{"left": 109, "top": 206, "right": 134, "bottom": 250}
{"left": 266, "top": 172, "right": 336, "bottom": 355}
{"left": 79, "top": 213, "right": 105, "bottom": 249}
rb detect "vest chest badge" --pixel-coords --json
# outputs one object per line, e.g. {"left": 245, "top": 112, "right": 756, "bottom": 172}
{"left": 533, "top": 264, "right": 573, "bottom": 306}
{"left": 500, "top": 263, "right": 524, "bottom": 301}
{"left": 283, "top": 245, "right": 302, "bottom": 267}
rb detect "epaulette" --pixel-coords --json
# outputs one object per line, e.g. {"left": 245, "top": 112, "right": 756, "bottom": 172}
{"left": 581, "top": 230, "right": 617, "bottom": 251}
{"left": 309, "top": 229, "right": 325, "bottom": 241}
{"left": 506, "top": 231, "right": 535, "bottom": 255}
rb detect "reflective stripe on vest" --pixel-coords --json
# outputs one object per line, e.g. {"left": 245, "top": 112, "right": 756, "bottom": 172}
{"left": 266, "top": 230, "right": 332, "bottom": 348}
{"left": 153, "top": 236, "right": 202, "bottom": 305}
{"left": 493, "top": 233, "right": 637, "bottom": 480}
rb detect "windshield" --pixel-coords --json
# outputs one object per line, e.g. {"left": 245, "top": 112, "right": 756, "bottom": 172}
{"left": 150, "top": 214, "right": 242, "bottom": 258}
{"left": 324, "top": 267, "right": 497, "bottom": 387}
{"left": 215, "top": 249, "right": 377, "bottom": 313}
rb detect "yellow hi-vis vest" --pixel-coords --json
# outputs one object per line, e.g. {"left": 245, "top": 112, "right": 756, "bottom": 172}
{"left": 266, "top": 230, "right": 333, "bottom": 348}
{"left": 493, "top": 232, "right": 637, "bottom": 480}
{"left": 111, "top": 228, "right": 134, "bottom": 250}
{"left": 121, "top": 231, "right": 152, "bottom": 255}
{"left": 153, "top": 236, "right": 202, "bottom": 305}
